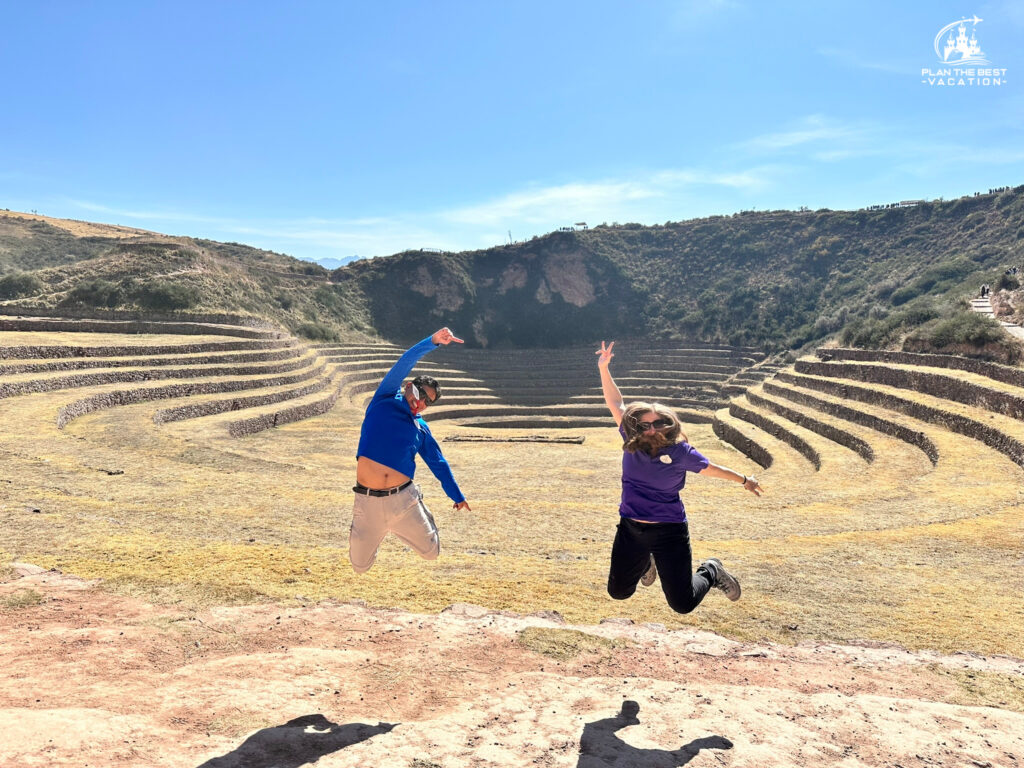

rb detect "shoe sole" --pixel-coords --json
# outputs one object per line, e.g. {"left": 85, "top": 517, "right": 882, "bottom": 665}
{"left": 703, "top": 557, "right": 741, "bottom": 601}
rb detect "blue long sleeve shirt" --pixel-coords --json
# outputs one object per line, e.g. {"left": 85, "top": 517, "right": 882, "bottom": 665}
{"left": 356, "top": 336, "right": 465, "bottom": 503}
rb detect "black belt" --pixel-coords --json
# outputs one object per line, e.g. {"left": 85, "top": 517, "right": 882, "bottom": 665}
{"left": 352, "top": 480, "right": 413, "bottom": 497}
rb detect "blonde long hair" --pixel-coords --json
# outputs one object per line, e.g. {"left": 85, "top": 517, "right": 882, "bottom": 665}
{"left": 621, "top": 402, "right": 688, "bottom": 454}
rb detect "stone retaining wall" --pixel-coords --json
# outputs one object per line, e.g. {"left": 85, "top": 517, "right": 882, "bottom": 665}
{"left": 817, "top": 347, "right": 1024, "bottom": 389}
{"left": 0, "top": 317, "right": 279, "bottom": 338}
{"left": 153, "top": 373, "right": 335, "bottom": 423}
{"left": 55, "top": 364, "right": 326, "bottom": 429}
{"left": 766, "top": 378, "right": 938, "bottom": 465}
{"left": 775, "top": 372, "right": 1024, "bottom": 467}
{"left": 0, "top": 357, "right": 320, "bottom": 400}
{"left": 0, "top": 305, "right": 271, "bottom": 327}
{"left": 221, "top": 363, "right": 399, "bottom": 437}
{"left": 455, "top": 418, "right": 610, "bottom": 430}
{"left": 711, "top": 416, "right": 773, "bottom": 469}
{"left": 746, "top": 391, "right": 874, "bottom": 463}
{"left": 226, "top": 383, "right": 343, "bottom": 437}
{"left": 0, "top": 347, "right": 303, "bottom": 375}
{"left": 795, "top": 360, "right": 1024, "bottom": 421}
{"left": 322, "top": 358, "right": 741, "bottom": 378}
{"left": 0, "top": 339, "right": 294, "bottom": 360}
{"left": 728, "top": 401, "right": 821, "bottom": 470}
{"left": 426, "top": 405, "right": 715, "bottom": 424}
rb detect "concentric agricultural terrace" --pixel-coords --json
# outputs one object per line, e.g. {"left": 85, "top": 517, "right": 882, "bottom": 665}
{"left": 1, "top": 315, "right": 1021, "bottom": 657}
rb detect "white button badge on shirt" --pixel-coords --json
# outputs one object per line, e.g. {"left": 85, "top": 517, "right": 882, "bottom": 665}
{"left": 659, "top": 454, "right": 672, "bottom": 464}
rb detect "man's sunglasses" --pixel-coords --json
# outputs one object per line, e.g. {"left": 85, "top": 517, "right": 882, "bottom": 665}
{"left": 636, "top": 419, "right": 672, "bottom": 431}
{"left": 410, "top": 383, "right": 437, "bottom": 405}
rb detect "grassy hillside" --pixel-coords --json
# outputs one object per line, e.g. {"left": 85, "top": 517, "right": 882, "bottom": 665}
{"left": 3, "top": 186, "right": 1024, "bottom": 355}
{"left": 0, "top": 211, "right": 375, "bottom": 341}
{"left": 328, "top": 187, "right": 1024, "bottom": 359}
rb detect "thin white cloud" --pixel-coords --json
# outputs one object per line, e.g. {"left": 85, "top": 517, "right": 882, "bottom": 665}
{"left": 58, "top": 165, "right": 783, "bottom": 261}
{"left": 650, "top": 168, "right": 771, "bottom": 189}
{"left": 442, "top": 181, "right": 656, "bottom": 226}
{"left": 817, "top": 47, "right": 911, "bottom": 75}
{"left": 442, "top": 168, "right": 772, "bottom": 227}
{"left": 65, "top": 198, "right": 226, "bottom": 225}
{"left": 742, "top": 114, "right": 870, "bottom": 152}
{"left": 213, "top": 216, "right": 457, "bottom": 258}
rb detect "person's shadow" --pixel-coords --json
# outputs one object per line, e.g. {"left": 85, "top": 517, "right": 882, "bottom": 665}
{"left": 195, "top": 713, "right": 397, "bottom": 768}
{"left": 577, "top": 701, "right": 732, "bottom": 767}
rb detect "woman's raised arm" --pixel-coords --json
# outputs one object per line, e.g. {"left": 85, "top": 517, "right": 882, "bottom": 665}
{"left": 596, "top": 340, "right": 625, "bottom": 427}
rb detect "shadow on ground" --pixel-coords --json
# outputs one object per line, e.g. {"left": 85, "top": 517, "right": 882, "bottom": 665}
{"left": 577, "top": 700, "right": 733, "bottom": 767}
{"left": 195, "top": 713, "right": 396, "bottom": 768}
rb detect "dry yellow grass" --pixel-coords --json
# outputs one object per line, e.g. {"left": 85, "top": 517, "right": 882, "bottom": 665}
{"left": 1, "top": 331, "right": 1023, "bottom": 659}
{"left": 0, "top": 209, "right": 156, "bottom": 239}
{"left": 0, "top": 330, "right": 253, "bottom": 347}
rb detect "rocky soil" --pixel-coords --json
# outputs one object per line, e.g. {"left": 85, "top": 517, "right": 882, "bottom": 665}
{"left": 2, "top": 564, "right": 1022, "bottom": 768}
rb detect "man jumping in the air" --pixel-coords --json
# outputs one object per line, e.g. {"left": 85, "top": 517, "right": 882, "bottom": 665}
{"left": 349, "top": 327, "right": 471, "bottom": 574}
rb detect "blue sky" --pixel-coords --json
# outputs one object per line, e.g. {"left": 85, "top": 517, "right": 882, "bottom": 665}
{"left": 3, "top": 1, "right": 1023, "bottom": 266}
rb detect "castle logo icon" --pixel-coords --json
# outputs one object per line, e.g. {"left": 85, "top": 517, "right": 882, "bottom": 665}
{"left": 934, "top": 16, "right": 989, "bottom": 65}
{"left": 921, "top": 14, "right": 1006, "bottom": 86}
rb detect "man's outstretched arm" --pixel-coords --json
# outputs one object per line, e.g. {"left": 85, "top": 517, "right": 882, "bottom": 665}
{"left": 373, "top": 327, "right": 463, "bottom": 399}
{"left": 418, "top": 428, "right": 470, "bottom": 510}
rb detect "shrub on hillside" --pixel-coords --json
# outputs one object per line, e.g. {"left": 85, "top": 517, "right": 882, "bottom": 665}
{"left": 840, "top": 300, "right": 941, "bottom": 348}
{"left": 295, "top": 321, "right": 338, "bottom": 342}
{"left": 61, "top": 279, "right": 124, "bottom": 308}
{"left": 890, "top": 258, "right": 977, "bottom": 306}
{"left": 996, "top": 272, "right": 1021, "bottom": 291}
{"left": 0, "top": 272, "right": 44, "bottom": 299}
{"left": 903, "top": 311, "right": 1022, "bottom": 363}
{"left": 136, "top": 280, "right": 200, "bottom": 310}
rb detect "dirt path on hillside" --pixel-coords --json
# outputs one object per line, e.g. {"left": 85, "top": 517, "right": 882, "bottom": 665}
{"left": 2, "top": 565, "right": 1023, "bottom": 768}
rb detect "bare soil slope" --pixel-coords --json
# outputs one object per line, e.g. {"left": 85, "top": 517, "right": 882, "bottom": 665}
{"left": 3, "top": 566, "right": 1022, "bottom": 768}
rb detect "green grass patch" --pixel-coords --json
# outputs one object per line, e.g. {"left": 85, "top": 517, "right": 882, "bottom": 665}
{"left": 516, "top": 627, "right": 628, "bottom": 660}
{"left": 926, "top": 664, "right": 1024, "bottom": 713}
{"left": 1, "top": 589, "right": 45, "bottom": 609}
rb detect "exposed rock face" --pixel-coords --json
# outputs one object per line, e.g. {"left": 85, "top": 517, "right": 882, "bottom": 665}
{"left": 542, "top": 251, "right": 596, "bottom": 308}
{"left": 498, "top": 262, "right": 528, "bottom": 294}
{"left": 350, "top": 236, "right": 642, "bottom": 347}
{"left": 535, "top": 278, "right": 553, "bottom": 304}
{"left": 408, "top": 265, "right": 466, "bottom": 312}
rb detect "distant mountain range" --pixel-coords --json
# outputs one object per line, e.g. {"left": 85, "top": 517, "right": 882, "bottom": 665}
{"left": 309, "top": 255, "right": 364, "bottom": 270}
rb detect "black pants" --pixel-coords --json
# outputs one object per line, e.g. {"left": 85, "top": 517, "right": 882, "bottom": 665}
{"left": 607, "top": 517, "right": 714, "bottom": 614}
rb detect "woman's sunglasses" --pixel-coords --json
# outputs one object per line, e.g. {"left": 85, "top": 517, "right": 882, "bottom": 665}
{"left": 635, "top": 419, "right": 672, "bottom": 431}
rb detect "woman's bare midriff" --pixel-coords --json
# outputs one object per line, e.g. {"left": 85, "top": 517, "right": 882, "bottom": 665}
{"left": 356, "top": 456, "right": 411, "bottom": 490}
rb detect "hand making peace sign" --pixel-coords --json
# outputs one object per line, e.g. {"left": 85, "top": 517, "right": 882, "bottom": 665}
{"left": 595, "top": 340, "right": 615, "bottom": 368}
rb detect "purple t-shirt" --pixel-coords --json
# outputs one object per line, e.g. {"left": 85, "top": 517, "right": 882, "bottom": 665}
{"left": 618, "top": 425, "right": 710, "bottom": 523}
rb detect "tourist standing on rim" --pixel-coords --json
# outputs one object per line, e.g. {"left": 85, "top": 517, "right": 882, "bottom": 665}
{"left": 350, "top": 327, "right": 471, "bottom": 574}
{"left": 595, "top": 340, "right": 764, "bottom": 612}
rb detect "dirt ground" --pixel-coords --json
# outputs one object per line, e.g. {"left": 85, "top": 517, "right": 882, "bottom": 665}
{"left": 3, "top": 564, "right": 1022, "bottom": 768}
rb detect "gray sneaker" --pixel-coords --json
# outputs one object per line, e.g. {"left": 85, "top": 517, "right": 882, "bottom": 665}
{"left": 701, "top": 557, "right": 741, "bottom": 601}
{"left": 640, "top": 555, "right": 658, "bottom": 587}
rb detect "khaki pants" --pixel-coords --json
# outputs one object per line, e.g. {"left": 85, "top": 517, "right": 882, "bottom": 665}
{"left": 349, "top": 483, "right": 440, "bottom": 573}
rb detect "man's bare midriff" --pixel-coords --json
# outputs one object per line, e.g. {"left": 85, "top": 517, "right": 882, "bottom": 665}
{"left": 356, "top": 456, "right": 411, "bottom": 490}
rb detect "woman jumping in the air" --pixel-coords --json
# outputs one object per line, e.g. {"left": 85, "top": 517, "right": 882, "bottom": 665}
{"left": 596, "top": 340, "right": 764, "bottom": 613}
